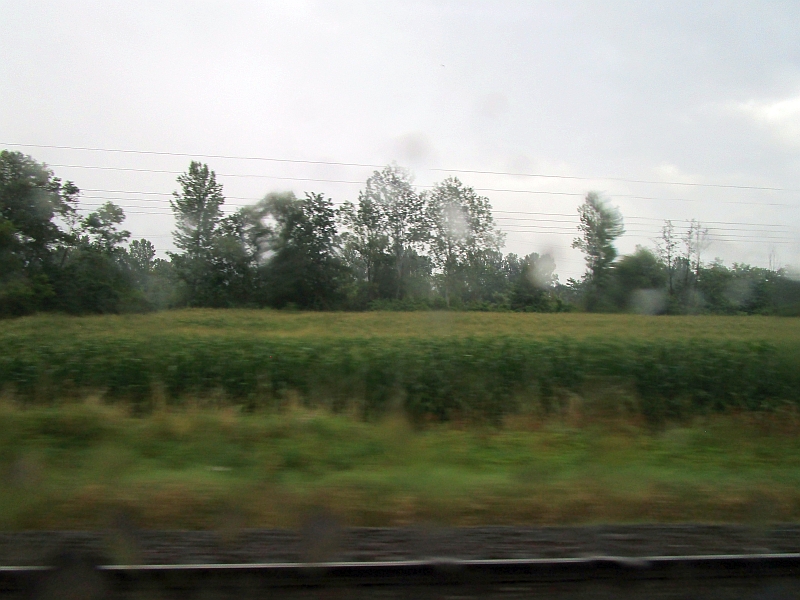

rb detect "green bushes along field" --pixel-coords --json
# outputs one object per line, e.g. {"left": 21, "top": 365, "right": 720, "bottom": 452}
{"left": 2, "top": 311, "right": 798, "bottom": 424}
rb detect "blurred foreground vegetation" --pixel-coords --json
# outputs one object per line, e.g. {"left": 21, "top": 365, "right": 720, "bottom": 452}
{"left": 2, "top": 400, "right": 800, "bottom": 530}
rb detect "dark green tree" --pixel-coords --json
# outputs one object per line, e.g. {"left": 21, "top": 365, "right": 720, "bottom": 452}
{"left": 610, "top": 246, "right": 667, "bottom": 313}
{"left": 169, "top": 162, "right": 226, "bottom": 305}
{"left": 459, "top": 248, "right": 509, "bottom": 306}
{"left": 0, "top": 151, "right": 80, "bottom": 316}
{"left": 508, "top": 252, "right": 560, "bottom": 311}
{"left": 53, "top": 202, "right": 140, "bottom": 314}
{"left": 339, "top": 165, "right": 428, "bottom": 303}
{"left": 204, "top": 206, "right": 272, "bottom": 306}
{"left": 571, "top": 192, "right": 625, "bottom": 310}
{"left": 126, "top": 239, "right": 177, "bottom": 309}
{"left": 261, "top": 191, "right": 345, "bottom": 309}
{"left": 426, "top": 177, "right": 504, "bottom": 307}
{"left": 338, "top": 189, "right": 387, "bottom": 302}
{"left": 78, "top": 202, "right": 130, "bottom": 253}
{"left": 128, "top": 239, "right": 156, "bottom": 276}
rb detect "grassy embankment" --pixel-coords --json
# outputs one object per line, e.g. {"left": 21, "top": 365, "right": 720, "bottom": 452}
{"left": 1, "top": 310, "right": 799, "bottom": 529}
{"left": 3, "top": 400, "right": 800, "bottom": 530}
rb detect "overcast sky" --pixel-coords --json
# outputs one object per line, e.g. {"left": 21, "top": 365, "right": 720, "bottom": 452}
{"left": 2, "top": 0, "right": 799, "bottom": 278}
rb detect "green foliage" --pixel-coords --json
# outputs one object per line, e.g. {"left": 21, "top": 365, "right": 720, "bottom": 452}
{"left": 0, "top": 152, "right": 140, "bottom": 316}
{"left": 0, "top": 151, "right": 79, "bottom": 315}
{"left": 51, "top": 249, "right": 138, "bottom": 314}
{"left": 4, "top": 152, "right": 798, "bottom": 317}
{"left": 508, "top": 252, "right": 562, "bottom": 312}
{"left": 261, "top": 191, "right": 346, "bottom": 309}
{"left": 78, "top": 202, "right": 130, "bottom": 253}
{"left": 170, "top": 162, "right": 224, "bottom": 259}
{"left": 426, "top": 177, "right": 505, "bottom": 306}
{"left": 128, "top": 239, "right": 156, "bottom": 275}
{"left": 169, "top": 162, "right": 227, "bottom": 306}
{"left": 696, "top": 262, "right": 800, "bottom": 316}
{"left": 1, "top": 312, "right": 797, "bottom": 425}
{"left": 572, "top": 192, "right": 625, "bottom": 310}
{"left": 609, "top": 247, "right": 667, "bottom": 313}
{"left": 5, "top": 403, "right": 800, "bottom": 529}
{"left": 338, "top": 165, "right": 428, "bottom": 302}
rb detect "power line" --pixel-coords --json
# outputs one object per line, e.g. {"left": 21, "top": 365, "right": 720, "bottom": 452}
{"left": 497, "top": 224, "right": 795, "bottom": 241}
{"left": 435, "top": 168, "right": 795, "bottom": 192}
{"left": 83, "top": 187, "right": 797, "bottom": 211}
{"left": 44, "top": 163, "right": 800, "bottom": 208}
{"left": 80, "top": 183, "right": 798, "bottom": 208}
{"left": 4, "top": 141, "right": 799, "bottom": 193}
{"left": 14, "top": 144, "right": 792, "bottom": 252}
{"left": 135, "top": 230, "right": 795, "bottom": 257}
{"left": 2, "top": 142, "right": 382, "bottom": 169}
{"left": 76, "top": 192, "right": 794, "bottom": 230}
{"left": 75, "top": 204, "right": 795, "bottom": 243}
{"left": 493, "top": 217, "right": 795, "bottom": 235}
{"left": 493, "top": 209, "right": 792, "bottom": 228}
{"left": 76, "top": 194, "right": 797, "bottom": 233}
{"left": 500, "top": 231, "right": 795, "bottom": 244}
{"left": 48, "top": 164, "right": 367, "bottom": 184}
{"left": 76, "top": 203, "right": 798, "bottom": 238}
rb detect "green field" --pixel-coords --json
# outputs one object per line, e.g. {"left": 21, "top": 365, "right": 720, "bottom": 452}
{"left": 4, "top": 309, "right": 799, "bottom": 341}
{"left": 1, "top": 310, "right": 799, "bottom": 529}
{"left": 1, "top": 310, "right": 798, "bottom": 423}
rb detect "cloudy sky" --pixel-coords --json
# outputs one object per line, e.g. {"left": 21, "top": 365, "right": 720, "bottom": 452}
{"left": 2, "top": 1, "right": 799, "bottom": 278}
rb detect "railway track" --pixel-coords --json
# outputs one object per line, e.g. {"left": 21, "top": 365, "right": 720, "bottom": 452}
{"left": 2, "top": 553, "right": 799, "bottom": 599}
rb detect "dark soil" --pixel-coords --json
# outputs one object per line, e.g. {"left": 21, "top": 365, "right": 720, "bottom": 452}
{"left": 1, "top": 524, "right": 799, "bottom": 566}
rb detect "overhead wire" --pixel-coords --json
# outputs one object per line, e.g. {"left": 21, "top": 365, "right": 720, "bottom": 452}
{"left": 74, "top": 191, "right": 796, "bottom": 230}
{"left": 5, "top": 143, "right": 796, "bottom": 255}
{"left": 75, "top": 206, "right": 795, "bottom": 243}
{"left": 74, "top": 193, "right": 797, "bottom": 238}
{"left": 37, "top": 162, "right": 800, "bottom": 209}
{"left": 5, "top": 141, "right": 799, "bottom": 192}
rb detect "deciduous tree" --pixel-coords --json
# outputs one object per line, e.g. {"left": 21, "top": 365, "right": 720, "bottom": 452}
{"left": 0, "top": 151, "right": 79, "bottom": 315}
{"left": 571, "top": 192, "right": 624, "bottom": 310}
{"left": 169, "top": 162, "right": 226, "bottom": 305}
{"left": 339, "top": 165, "right": 427, "bottom": 301}
{"left": 261, "top": 191, "right": 345, "bottom": 309}
{"left": 426, "top": 177, "right": 504, "bottom": 306}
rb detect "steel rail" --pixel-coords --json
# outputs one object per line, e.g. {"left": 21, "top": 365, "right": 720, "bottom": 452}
{"left": 2, "top": 553, "right": 800, "bottom": 593}
{"left": 0, "top": 553, "right": 800, "bottom": 587}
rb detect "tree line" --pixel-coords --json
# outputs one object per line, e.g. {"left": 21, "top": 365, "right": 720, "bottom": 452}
{"left": 1, "top": 150, "right": 798, "bottom": 317}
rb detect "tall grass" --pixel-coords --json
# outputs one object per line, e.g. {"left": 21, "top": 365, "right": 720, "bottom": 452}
{"left": 1, "top": 311, "right": 798, "bottom": 423}
{"left": 3, "top": 400, "right": 800, "bottom": 530}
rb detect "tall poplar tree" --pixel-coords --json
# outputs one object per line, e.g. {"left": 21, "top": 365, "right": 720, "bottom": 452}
{"left": 169, "top": 162, "right": 225, "bottom": 305}
{"left": 571, "top": 192, "right": 625, "bottom": 310}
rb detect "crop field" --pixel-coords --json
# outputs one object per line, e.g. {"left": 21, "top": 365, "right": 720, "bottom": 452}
{"left": 4, "top": 309, "right": 798, "bottom": 341}
{"left": 1, "top": 310, "right": 799, "bottom": 529}
{"left": 1, "top": 310, "right": 798, "bottom": 423}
